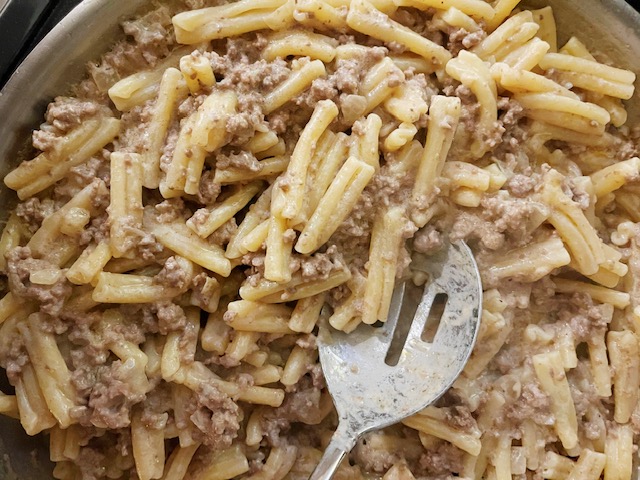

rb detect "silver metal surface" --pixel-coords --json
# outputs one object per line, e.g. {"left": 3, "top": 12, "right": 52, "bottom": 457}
{"left": 0, "top": 0, "right": 639, "bottom": 478}
{"left": 310, "top": 241, "right": 482, "bottom": 480}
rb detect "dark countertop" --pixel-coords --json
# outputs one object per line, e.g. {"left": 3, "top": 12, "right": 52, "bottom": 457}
{"left": 0, "top": 0, "right": 81, "bottom": 88}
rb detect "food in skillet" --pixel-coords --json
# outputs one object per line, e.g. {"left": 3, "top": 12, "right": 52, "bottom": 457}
{"left": 0, "top": 0, "right": 639, "bottom": 478}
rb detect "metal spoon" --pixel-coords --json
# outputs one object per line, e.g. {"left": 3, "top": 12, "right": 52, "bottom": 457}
{"left": 310, "top": 240, "right": 482, "bottom": 480}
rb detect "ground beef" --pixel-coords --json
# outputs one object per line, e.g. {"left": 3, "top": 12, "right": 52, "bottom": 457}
{"left": 480, "top": 194, "right": 549, "bottom": 245}
{"left": 154, "top": 256, "right": 192, "bottom": 290}
{"left": 68, "top": 323, "right": 110, "bottom": 372}
{"left": 613, "top": 135, "right": 640, "bottom": 162}
{"left": 450, "top": 210, "right": 505, "bottom": 251}
{"left": 507, "top": 173, "right": 537, "bottom": 197}
{"left": 215, "top": 150, "right": 261, "bottom": 171}
{"left": 299, "top": 245, "right": 347, "bottom": 281}
{"left": 497, "top": 96, "right": 524, "bottom": 127}
{"left": 418, "top": 442, "right": 465, "bottom": 476}
{"left": 156, "top": 301, "right": 188, "bottom": 334}
{"left": 413, "top": 226, "right": 443, "bottom": 254}
{"left": 226, "top": 92, "right": 266, "bottom": 146}
{"left": 295, "top": 334, "right": 317, "bottom": 350}
{"left": 242, "top": 246, "right": 347, "bottom": 287}
{"left": 337, "top": 47, "right": 387, "bottom": 90}
{"left": 445, "top": 406, "right": 477, "bottom": 431}
{"left": 101, "top": 317, "right": 146, "bottom": 350}
{"left": 0, "top": 321, "right": 28, "bottom": 383}
{"left": 331, "top": 153, "right": 418, "bottom": 270}
{"left": 297, "top": 46, "right": 387, "bottom": 117}
{"left": 118, "top": 101, "right": 156, "bottom": 153}
{"left": 567, "top": 363, "right": 602, "bottom": 419}
{"left": 310, "top": 76, "right": 340, "bottom": 102}
{"left": 447, "top": 27, "right": 486, "bottom": 56}
{"left": 183, "top": 382, "right": 241, "bottom": 449}
{"left": 267, "top": 102, "right": 312, "bottom": 137}
{"left": 208, "top": 218, "right": 238, "bottom": 246}
{"left": 88, "top": 361, "right": 147, "bottom": 429}
{"left": 369, "top": 158, "right": 419, "bottom": 210}
{"left": 501, "top": 380, "right": 554, "bottom": 426}
{"left": 78, "top": 214, "right": 109, "bottom": 246}
{"left": 350, "top": 429, "right": 424, "bottom": 476}
{"left": 5, "top": 247, "right": 72, "bottom": 317}
{"left": 45, "top": 96, "right": 106, "bottom": 133}
{"left": 32, "top": 128, "right": 60, "bottom": 152}
{"left": 114, "top": 305, "right": 154, "bottom": 335}
{"left": 296, "top": 77, "right": 340, "bottom": 108}
{"left": 557, "top": 292, "right": 608, "bottom": 343}
{"left": 55, "top": 153, "right": 112, "bottom": 200}
{"left": 191, "top": 38, "right": 292, "bottom": 145}
{"left": 197, "top": 169, "right": 222, "bottom": 204}
{"left": 448, "top": 84, "right": 478, "bottom": 135}
{"left": 188, "top": 209, "right": 211, "bottom": 233}
{"left": 88, "top": 41, "right": 149, "bottom": 93}
{"left": 352, "top": 433, "right": 400, "bottom": 472}
{"left": 140, "top": 384, "right": 172, "bottom": 430}
{"left": 154, "top": 198, "right": 189, "bottom": 223}
{"left": 135, "top": 231, "right": 165, "bottom": 261}
{"left": 444, "top": 83, "right": 518, "bottom": 159}
{"left": 72, "top": 360, "right": 105, "bottom": 403}
{"left": 241, "top": 253, "right": 266, "bottom": 282}
{"left": 177, "top": 93, "right": 206, "bottom": 118}
{"left": 160, "top": 123, "right": 180, "bottom": 172}
{"left": 14, "top": 197, "right": 56, "bottom": 234}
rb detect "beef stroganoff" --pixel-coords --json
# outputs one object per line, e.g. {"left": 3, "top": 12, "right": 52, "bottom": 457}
{"left": 0, "top": 0, "right": 639, "bottom": 478}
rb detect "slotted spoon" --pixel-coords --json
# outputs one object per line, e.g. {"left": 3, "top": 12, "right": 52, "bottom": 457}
{"left": 310, "top": 240, "right": 482, "bottom": 480}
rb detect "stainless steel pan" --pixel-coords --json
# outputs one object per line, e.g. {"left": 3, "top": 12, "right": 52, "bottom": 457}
{"left": 0, "top": 0, "right": 639, "bottom": 477}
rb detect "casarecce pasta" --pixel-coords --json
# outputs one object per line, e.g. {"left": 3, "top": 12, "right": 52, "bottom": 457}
{"left": 0, "top": 0, "right": 639, "bottom": 478}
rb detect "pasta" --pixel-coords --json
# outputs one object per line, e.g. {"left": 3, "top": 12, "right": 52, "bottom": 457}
{"left": 0, "top": 0, "right": 639, "bottom": 479}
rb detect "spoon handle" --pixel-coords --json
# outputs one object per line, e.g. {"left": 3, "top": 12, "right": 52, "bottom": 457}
{"left": 308, "top": 424, "right": 358, "bottom": 480}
